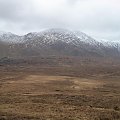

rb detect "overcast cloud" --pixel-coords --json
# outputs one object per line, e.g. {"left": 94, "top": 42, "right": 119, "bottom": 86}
{"left": 0, "top": 0, "right": 120, "bottom": 41}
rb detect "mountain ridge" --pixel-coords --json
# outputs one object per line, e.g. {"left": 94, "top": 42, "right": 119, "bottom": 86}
{"left": 0, "top": 28, "right": 120, "bottom": 58}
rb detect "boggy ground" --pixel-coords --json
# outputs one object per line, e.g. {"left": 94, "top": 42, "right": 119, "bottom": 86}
{"left": 0, "top": 57, "right": 120, "bottom": 120}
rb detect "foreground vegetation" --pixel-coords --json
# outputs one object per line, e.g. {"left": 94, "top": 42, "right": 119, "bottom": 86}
{"left": 0, "top": 56, "right": 120, "bottom": 120}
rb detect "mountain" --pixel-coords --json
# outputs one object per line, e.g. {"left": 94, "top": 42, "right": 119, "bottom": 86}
{"left": 0, "top": 31, "right": 24, "bottom": 43}
{"left": 99, "top": 39, "right": 120, "bottom": 51}
{"left": 0, "top": 28, "right": 119, "bottom": 58}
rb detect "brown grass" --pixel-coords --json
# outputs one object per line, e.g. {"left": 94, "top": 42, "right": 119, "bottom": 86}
{"left": 0, "top": 57, "right": 120, "bottom": 120}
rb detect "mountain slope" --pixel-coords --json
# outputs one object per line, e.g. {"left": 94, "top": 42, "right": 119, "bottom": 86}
{"left": 0, "top": 31, "right": 24, "bottom": 43}
{"left": 0, "top": 28, "right": 119, "bottom": 58}
{"left": 0, "top": 41, "right": 11, "bottom": 58}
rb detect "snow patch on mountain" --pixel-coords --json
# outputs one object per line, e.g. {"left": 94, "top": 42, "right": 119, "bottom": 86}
{"left": 0, "top": 28, "right": 120, "bottom": 51}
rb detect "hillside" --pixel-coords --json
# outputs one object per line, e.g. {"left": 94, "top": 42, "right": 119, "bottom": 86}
{"left": 0, "top": 29, "right": 119, "bottom": 58}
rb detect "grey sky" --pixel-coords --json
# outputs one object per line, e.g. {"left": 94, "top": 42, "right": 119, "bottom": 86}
{"left": 0, "top": 0, "right": 120, "bottom": 41}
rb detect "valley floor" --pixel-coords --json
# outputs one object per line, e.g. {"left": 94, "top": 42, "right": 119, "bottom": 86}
{"left": 0, "top": 60, "right": 120, "bottom": 120}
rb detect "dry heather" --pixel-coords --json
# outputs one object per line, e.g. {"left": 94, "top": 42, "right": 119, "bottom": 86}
{"left": 0, "top": 57, "right": 120, "bottom": 120}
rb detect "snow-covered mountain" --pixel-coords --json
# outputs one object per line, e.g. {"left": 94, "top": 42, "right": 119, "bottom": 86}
{"left": 0, "top": 28, "right": 119, "bottom": 58}
{"left": 0, "top": 29, "right": 99, "bottom": 45}
{"left": 0, "top": 31, "right": 24, "bottom": 43}
{"left": 99, "top": 39, "right": 120, "bottom": 52}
